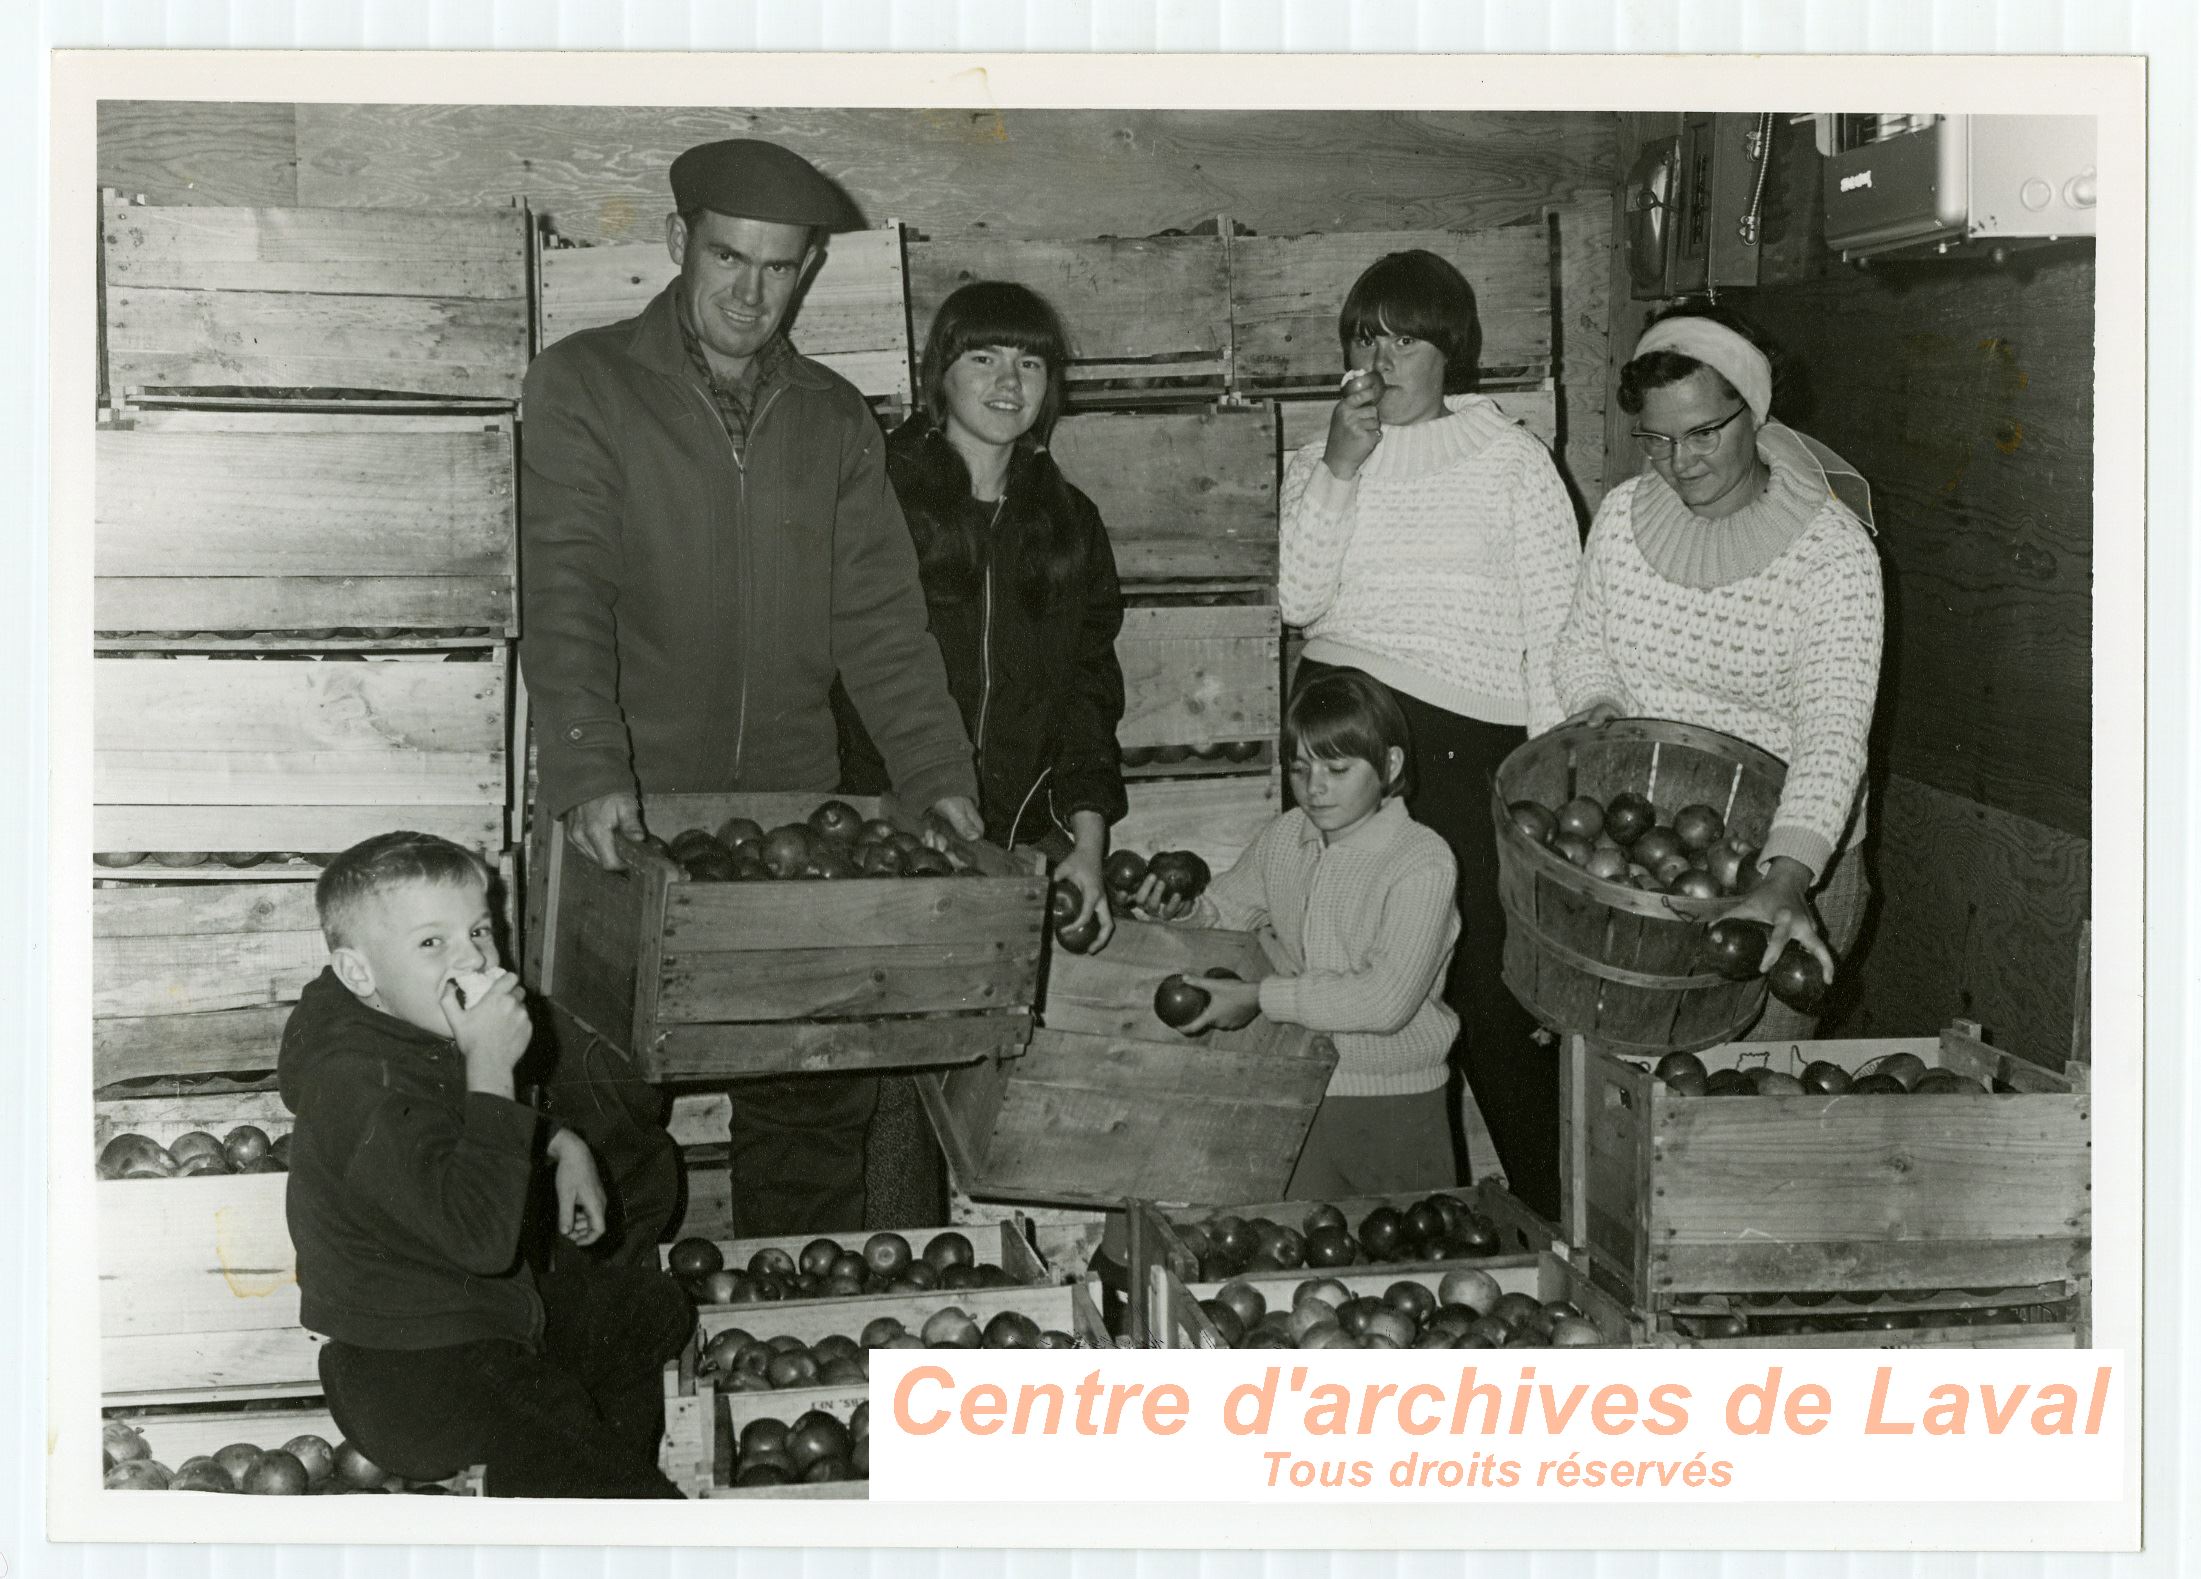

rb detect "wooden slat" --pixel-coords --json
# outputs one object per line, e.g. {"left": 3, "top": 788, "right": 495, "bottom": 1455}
{"left": 657, "top": 942, "right": 1039, "bottom": 1024}
{"left": 94, "top": 652, "right": 508, "bottom": 808}
{"left": 1049, "top": 408, "right": 1277, "bottom": 585}
{"left": 667, "top": 1093, "right": 733, "bottom": 1149}
{"left": 1654, "top": 1238, "right": 2090, "bottom": 1298}
{"left": 1115, "top": 604, "right": 1279, "bottom": 750}
{"left": 107, "top": 288, "right": 530, "bottom": 402}
{"left": 537, "top": 227, "right": 912, "bottom": 401}
{"left": 98, "top": 1174, "right": 297, "bottom": 1338}
{"left": 907, "top": 234, "right": 1229, "bottom": 376}
{"left": 1229, "top": 225, "right": 1554, "bottom": 387}
{"left": 95, "top": 423, "right": 516, "bottom": 635}
{"left": 1277, "top": 383, "right": 1558, "bottom": 458}
{"left": 647, "top": 1010, "right": 1030, "bottom": 1084}
{"left": 1037, "top": 920, "right": 1288, "bottom": 1046}
{"left": 95, "top": 1005, "right": 295, "bottom": 1086}
{"left": 662, "top": 877, "right": 1047, "bottom": 953}
{"left": 692, "top": 1279, "right": 1078, "bottom": 1349}
{"left": 96, "top": 932, "right": 323, "bottom": 1022}
{"left": 1552, "top": 194, "right": 1613, "bottom": 515}
{"left": 1114, "top": 772, "right": 1278, "bottom": 877}
{"left": 103, "top": 199, "right": 529, "bottom": 294}
{"left": 98, "top": 102, "right": 301, "bottom": 209}
{"left": 95, "top": 803, "right": 504, "bottom": 858}
{"left": 95, "top": 1089, "right": 290, "bottom": 1150}
{"left": 102, "top": 1328, "right": 327, "bottom": 1407}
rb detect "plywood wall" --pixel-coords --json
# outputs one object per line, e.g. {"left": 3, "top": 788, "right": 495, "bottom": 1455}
{"left": 98, "top": 102, "right": 1622, "bottom": 512}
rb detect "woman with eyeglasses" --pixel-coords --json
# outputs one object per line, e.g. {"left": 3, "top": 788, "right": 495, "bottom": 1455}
{"left": 1277, "top": 249, "right": 1583, "bottom": 1217}
{"left": 1554, "top": 306, "right": 1883, "bottom": 1038}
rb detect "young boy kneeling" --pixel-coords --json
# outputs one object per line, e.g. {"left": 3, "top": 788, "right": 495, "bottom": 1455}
{"left": 279, "top": 832, "right": 693, "bottom": 1498}
{"left": 1144, "top": 668, "right": 1462, "bottom": 1197}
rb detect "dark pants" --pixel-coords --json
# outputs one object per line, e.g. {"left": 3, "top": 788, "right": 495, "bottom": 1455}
{"left": 728, "top": 1073, "right": 880, "bottom": 1238}
{"left": 532, "top": 1005, "right": 683, "bottom": 1265}
{"left": 1294, "top": 659, "right": 1561, "bottom": 1220}
{"left": 320, "top": 1245, "right": 695, "bottom": 1499}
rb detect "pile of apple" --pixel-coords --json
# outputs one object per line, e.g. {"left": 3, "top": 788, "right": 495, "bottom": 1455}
{"left": 1678, "top": 1299, "right": 2039, "bottom": 1340}
{"left": 669, "top": 1230, "right": 1024, "bottom": 1304}
{"left": 1508, "top": 792, "right": 1758, "bottom": 901}
{"left": 699, "top": 1305, "right": 1081, "bottom": 1393}
{"left": 647, "top": 801, "right": 976, "bottom": 882}
{"left": 1650, "top": 1048, "right": 1992, "bottom": 1098}
{"left": 729, "top": 1406, "right": 869, "bottom": 1488}
{"left": 1174, "top": 1195, "right": 1510, "bottom": 1278}
{"left": 101, "top": 1421, "right": 422, "bottom": 1494}
{"left": 1050, "top": 847, "right": 1213, "bottom": 954}
{"left": 95, "top": 851, "right": 332, "bottom": 870}
{"left": 1194, "top": 1271, "right": 1606, "bottom": 1350}
{"left": 98, "top": 1126, "right": 286, "bottom": 1180}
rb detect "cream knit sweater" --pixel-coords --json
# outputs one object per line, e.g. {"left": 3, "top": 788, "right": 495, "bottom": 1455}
{"left": 1552, "top": 467, "right": 1884, "bottom": 879}
{"left": 1279, "top": 394, "right": 1582, "bottom": 733}
{"left": 1185, "top": 799, "right": 1460, "bottom": 1098}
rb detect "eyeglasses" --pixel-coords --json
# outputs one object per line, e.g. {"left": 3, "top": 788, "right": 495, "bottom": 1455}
{"left": 1633, "top": 404, "right": 1750, "bottom": 461}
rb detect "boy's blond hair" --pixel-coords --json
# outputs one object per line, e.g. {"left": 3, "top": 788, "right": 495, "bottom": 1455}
{"left": 315, "top": 832, "right": 492, "bottom": 950}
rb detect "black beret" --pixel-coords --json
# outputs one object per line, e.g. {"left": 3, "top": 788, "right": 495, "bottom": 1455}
{"left": 669, "top": 139, "right": 867, "bottom": 232}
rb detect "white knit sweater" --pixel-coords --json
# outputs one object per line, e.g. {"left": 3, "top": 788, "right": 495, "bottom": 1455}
{"left": 1278, "top": 394, "right": 1582, "bottom": 733}
{"left": 1185, "top": 799, "right": 1460, "bottom": 1098}
{"left": 1552, "top": 470, "right": 1884, "bottom": 879}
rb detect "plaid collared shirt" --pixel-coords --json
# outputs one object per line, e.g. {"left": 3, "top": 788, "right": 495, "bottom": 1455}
{"left": 677, "top": 299, "right": 795, "bottom": 458}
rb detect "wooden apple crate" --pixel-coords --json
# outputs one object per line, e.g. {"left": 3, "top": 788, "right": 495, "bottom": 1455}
{"left": 1050, "top": 407, "right": 1280, "bottom": 586}
{"left": 526, "top": 791, "right": 1046, "bottom": 1083}
{"left": 661, "top": 1217, "right": 1057, "bottom": 1311}
{"left": 1114, "top": 602, "right": 1281, "bottom": 766}
{"left": 94, "top": 409, "right": 516, "bottom": 638}
{"left": 1653, "top": 1286, "right": 2089, "bottom": 1350}
{"left": 1151, "top": 1250, "right": 1637, "bottom": 1350}
{"left": 105, "top": 1405, "right": 483, "bottom": 1494}
{"left": 97, "top": 1170, "right": 320, "bottom": 1408}
{"left": 102, "top": 192, "right": 529, "bottom": 406}
{"left": 907, "top": 232, "right": 1232, "bottom": 407}
{"left": 919, "top": 918, "right": 1336, "bottom": 1211}
{"left": 535, "top": 222, "right": 914, "bottom": 403}
{"left": 661, "top": 1280, "right": 1107, "bottom": 1498}
{"left": 94, "top": 648, "right": 510, "bottom": 860}
{"left": 1560, "top": 1025, "right": 2092, "bottom": 1322}
{"left": 95, "top": 1087, "right": 293, "bottom": 1151}
{"left": 1141, "top": 1181, "right": 1566, "bottom": 1283}
{"left": 1112, "top": 772, "right": 1280, "bottom": 887}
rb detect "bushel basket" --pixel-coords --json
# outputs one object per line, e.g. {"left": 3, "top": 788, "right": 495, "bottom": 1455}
{"left": 1492, "top": 719, "right": 1786, "bottom": 1055}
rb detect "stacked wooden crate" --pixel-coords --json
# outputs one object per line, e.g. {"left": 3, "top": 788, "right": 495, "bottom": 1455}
{"left": 91, "top": 193, "right": 528, "bottom": 1455}
{"left": 1559, "top": 1023, "right": 2092, "bottom": 1348}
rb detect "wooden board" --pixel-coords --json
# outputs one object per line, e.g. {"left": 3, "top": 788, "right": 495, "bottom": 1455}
{"left": 1552, "top": 193, "right": 1613, "bottom": 519}
{"left": 1829, "top": 774, "right": 2089, "bottom": 1075}
{"left": 537, "top": 226, "right": 913, "bottom": 401}
{"left": 93, "top": 650, "right": 509, "bottom": 857}
{"left": 285, "top": 106, "right": 1618, "bottom": 246}
{"left": 1115, "top": 604, "right": 1280, "bottom": 751}
{"left": 1114, "top": 773, "right": 1279, "bottom": 879}
{"left": 99, "top": 102, "right": 301, "bottom": 208}
{"left": 1563, "top": 1030, "right": 2091, "bottom": 1307}
{"left": 94, "top": 880, "right": 323, "bottom": 1026}
{"left": 95, "top": 1088, "right": 290, "bottom": 1151}
{"left": 95, "top": 415, "right": 516, "bottom": 636}
{"left": 1049, "top": 408, "right": 1278, "bottom": 585}
{"left": 907, "top": 234, "right": 1230, "bottom": 389}
{"left": 102, "top": 194, "right": 529, "bottom": 402}
{"left": 1230, "top": 224, "right": 1553, "bottom": 389}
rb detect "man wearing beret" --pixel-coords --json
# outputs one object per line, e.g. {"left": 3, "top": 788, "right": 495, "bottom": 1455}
{"left": 519, "top": 138, "right": 983, "bottom": 1245}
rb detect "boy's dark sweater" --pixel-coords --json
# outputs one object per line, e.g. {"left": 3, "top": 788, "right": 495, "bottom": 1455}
{"left": 278, "top": 967, "right": 547, "bottom": 1350}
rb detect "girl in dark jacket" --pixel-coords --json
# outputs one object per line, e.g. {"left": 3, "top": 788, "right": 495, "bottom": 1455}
{"left": 841, "top": 280, "right": 1130, "bottom": 943}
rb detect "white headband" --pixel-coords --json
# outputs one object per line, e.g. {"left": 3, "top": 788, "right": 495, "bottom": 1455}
{"left": 1633, "top": 317, "right": 1773, "bottom": 424}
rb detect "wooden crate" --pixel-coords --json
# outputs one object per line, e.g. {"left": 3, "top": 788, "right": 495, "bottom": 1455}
{"left": 919, "top": 919, "right": 1336, "bottom": 1211}
{"left": 527, "top": 791, "right": 1046, "bottom": 1083}
{"left": 95, "top": 1087, "right": 291, "bottom": 1150}
{"left": 93, "top": 882, "right": 324, "bottom": 1087}
{"left": 93, "top": 648, "right": 510, "bottom": 859}
{"left": 1150, "top": 1250, "right": 1637, "bottom": 1349}
{"left": 1276, "top": 381, "right": 1559, "bottom": 459}
{"left": 1146, "top": 1181, "right": 1565, "bottom": 1279}
{"left": 102, "top": 193, "right": 529, "bottom": 405}
{"left": 535, "top": 224, "right": 913, "bottom": 402}
{"left": 1561, "top": 1026, "right": 2092, "bottom": 1312}
{"left": 95, "top": 411, "right": 517, "bottom": 637}
{"left": 105, "top": 1405, "right": 482, "bottom": 1493}
{"left": 664, "top": 1217, "right": 1055, "bottom": 1312}
{"left": 1114, "top": 771, "right": 1279, "bottom": 878}
{"left": 1652, "top": 1284, "right": 2089, "bottom": 1349}
{"left": 907, "top": 233, "right": 1232, "bottom": 402}
{"left": 1051, "top": 407, "right": 1278, "bottom": 585}
{"left": 1229, "top": 223, "right": 1554, "bottom": 393}
{"left": 1115, "top": 603, "right": 1280, "bottom": 754}
{"left": 661, "top": 1281, "right": 1108, "bottom": 1497}
{"left": 97, "top": 1171, "right": 319, "bottom": 1407}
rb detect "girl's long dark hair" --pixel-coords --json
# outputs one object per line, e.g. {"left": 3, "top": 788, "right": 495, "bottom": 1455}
{"left": 900, "top": 281, "right": 1089, "bottom": 612}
